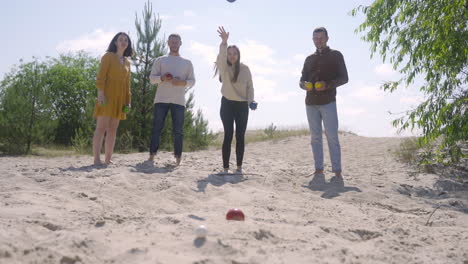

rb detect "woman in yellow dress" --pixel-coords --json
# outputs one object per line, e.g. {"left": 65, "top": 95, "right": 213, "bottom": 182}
{"left": 92, "top": 32, "right": 132, "bottom": 165}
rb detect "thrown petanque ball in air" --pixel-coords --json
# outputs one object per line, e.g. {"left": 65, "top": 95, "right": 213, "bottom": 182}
{"left": 227, "top": 0, "right": 236, "bottom": 2}
{"left": 195, "top": 225, "right": 208, "bottom": 238}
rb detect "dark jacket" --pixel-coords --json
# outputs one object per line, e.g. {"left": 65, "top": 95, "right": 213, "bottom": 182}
{"left": 300, "top": 47, "right": 348, "bottom": 105}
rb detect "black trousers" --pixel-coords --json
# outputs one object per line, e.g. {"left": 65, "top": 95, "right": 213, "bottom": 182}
{"left": 220, "top": 96, "right": 249, "bottom": 168}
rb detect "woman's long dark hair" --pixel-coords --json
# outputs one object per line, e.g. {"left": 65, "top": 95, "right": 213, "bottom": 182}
{"left": 214, "top": 45, "right": 241, "bottom": 83}
{"left": 107, "top": 32, "right": 133, "bottom": 57}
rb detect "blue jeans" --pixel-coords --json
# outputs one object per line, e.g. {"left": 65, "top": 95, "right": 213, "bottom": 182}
{"left": 149, "top": 103, "right": 185, "bottom": 158}
{"left": 306, "top": 101, "right": 341, "bottom": 173}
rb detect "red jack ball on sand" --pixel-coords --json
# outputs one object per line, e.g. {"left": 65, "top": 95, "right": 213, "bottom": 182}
{"left": 226, "top": 208, "right": 245, "bottom": 221}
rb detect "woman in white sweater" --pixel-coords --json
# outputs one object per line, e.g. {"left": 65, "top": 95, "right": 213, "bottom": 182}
{"left": 215, "top": 26, "right": 257, "bottom": 173}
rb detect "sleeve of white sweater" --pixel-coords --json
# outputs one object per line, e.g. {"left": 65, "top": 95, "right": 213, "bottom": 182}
{"left": 185, "top": 60, "right": 195, "bottom": 88}
{"left": 216, "top": 43, "right": 228, "bottom": 73}
{"left": 245, "top": 66, "right": 254, "bottom": 103}
{"left": 149, "top": 57, "right": 162, "bottom": 85}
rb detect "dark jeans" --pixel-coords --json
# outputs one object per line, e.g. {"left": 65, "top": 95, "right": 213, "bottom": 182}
{"left": 149, "top": 103, "right": 185, "bottom": 158}
{"left": 220, "top": 97, "right": 249, "bottom": 169}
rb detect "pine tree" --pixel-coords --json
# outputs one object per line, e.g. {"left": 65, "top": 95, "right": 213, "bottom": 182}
{"left": 125, "top": 0, "right": 211, "bottom": 153}
{"left": 125, "top": 0, "right": 166, "bottom": 151}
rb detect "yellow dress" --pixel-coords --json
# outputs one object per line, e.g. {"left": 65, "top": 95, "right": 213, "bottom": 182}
{"left": 93, "top": 52, "right": 131, "bottom": 120}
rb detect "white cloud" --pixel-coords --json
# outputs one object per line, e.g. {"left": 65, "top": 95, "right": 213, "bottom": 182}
{"left": 338, "top": 106, "right": 367, "bottom": 117}
{"left": 348, "top": 83, "right": 386, "bottom": 102}
{"left": 293, "top": 54, "right": 306, "bottom": 62}
{"left": 239, "top": 40, "right": 276, "bottom": 64}
{"left": 160, "top": 14, "right": 173, "bottom": 21}
{"left": 290, "top": 67, "right": 302, "bottom": 78}
{"left": 248, "top": 64, "right": 276, "bottom": 75}
{"left": 374, "top": 63, "right": 397, "bottom": 77}
{"left": 254, "top": 76, "right": 299, "bottom": 102}
{"left": 176, "top": 25, "right": 196, "bottom": 31}
{"left": 337, "top": 94, "right": 367, "bottom": 118}
{"left": 189, "top": 41, "right": 217, "bottom": 64}
{"left": 56, "top": 29, "right": 116, "bottom": 54}
{"left": 399, "top": 95, "right": 424, "bottom": 106}
{"left": 189, "top": 39, "right": 288, "bottom": 76}
{"left": 337, "top": 94, "right": 367, "bottom": 117}
{"left": 255, "top": 76, "right": 277, "bottom": 91}
{"left": 183, "top": 10, "right": 196, "bottom": 16}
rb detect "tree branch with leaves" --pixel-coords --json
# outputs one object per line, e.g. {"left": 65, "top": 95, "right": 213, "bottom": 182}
{"left": 351, "top": 0, "right": 468, "bottom": 164}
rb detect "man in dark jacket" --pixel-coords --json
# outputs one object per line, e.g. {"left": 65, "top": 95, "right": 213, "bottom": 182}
{"left": 300, "top": 27, "right": 348, "bottom": 184}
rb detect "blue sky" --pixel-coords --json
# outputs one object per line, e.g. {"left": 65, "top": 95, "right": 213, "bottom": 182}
{"left": 1, "top": 0, "right": 424, "bottom": 137}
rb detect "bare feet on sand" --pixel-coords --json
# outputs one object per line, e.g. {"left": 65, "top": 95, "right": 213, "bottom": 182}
{"left": 94, "top": 160, "right": 112, "bottom": 166}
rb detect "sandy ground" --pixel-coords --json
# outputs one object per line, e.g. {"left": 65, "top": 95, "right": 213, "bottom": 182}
{"left": 0, "top": 133, "right": 467, "bottom": 264}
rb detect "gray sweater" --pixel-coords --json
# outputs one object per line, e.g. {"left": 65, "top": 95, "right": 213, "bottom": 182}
{"left": 150, "top": 54, "right": 195, "bottom": 106}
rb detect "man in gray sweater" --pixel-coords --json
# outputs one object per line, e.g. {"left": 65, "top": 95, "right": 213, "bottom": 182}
{"left": 149, "top": 33, "right": 195, "bottom": 166}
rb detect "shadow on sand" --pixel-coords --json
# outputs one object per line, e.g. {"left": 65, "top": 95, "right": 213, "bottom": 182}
{"left": 196, "top": 172, "right": 247, "bottom": 192}
{"left": 60, "top": 160, "right": 177, "bottom": 175}
{"left": 303, "top": 173, "right": 362, "bottom": 199}
{"left": 60, "top": 164, "right": 109, "bottom": 172}
{"left": 398, "top": 179, "right": 468, "bottom": 214}
{"left": 193, "top": 237, "right": 206, "bottom": 248}
{"left": 128, "top": 160, "right": 176, "bottom": 174}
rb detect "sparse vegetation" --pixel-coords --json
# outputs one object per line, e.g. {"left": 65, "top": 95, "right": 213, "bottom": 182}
{"left": 264, "top": 123, "right": 277, "bottom": 138}
{"left": 209, "top": 126, "right": 310, "bottom": 148}
{"left": 395, "top": 137, "right": 421, "bottom": 164}
{"left": 394, "top": 137, "right": 468, "bottom": 177}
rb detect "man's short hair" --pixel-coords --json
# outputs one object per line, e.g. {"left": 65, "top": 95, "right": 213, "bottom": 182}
{"left": 313, "top": 27, "right": 328, "bottom": 37}
{"left": 168, "top": 33, "right": 181, "bottom": 41}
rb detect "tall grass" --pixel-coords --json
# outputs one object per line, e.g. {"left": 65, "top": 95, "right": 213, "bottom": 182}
{"left": 394, "top": 137, "right": 438, "bottom": 173}
{"left": 28, "top": 145, "right": 77, "bottom": 158}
